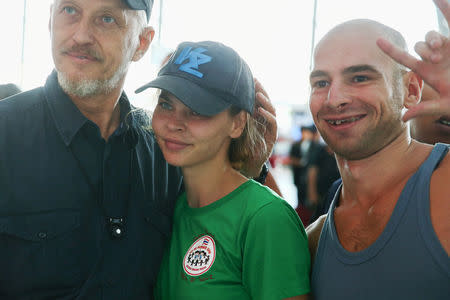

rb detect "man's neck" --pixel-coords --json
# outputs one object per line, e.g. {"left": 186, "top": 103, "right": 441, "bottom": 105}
{"left": 336, "top": 132, "right": 430, "bottom": 207}
{"left": 71, "top": 90, "right": 123, "bottom": 141}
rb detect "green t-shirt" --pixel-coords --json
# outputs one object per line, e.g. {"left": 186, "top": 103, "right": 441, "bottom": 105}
{"left": 155, "top": 180, "right": 311, "bottom": 300}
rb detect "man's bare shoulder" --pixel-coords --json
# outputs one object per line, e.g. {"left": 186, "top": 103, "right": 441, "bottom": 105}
{"left": 306, "top": 214, "right": 327, "bottom": 263}
{"left": 306, "top": 214, "right": 327, "bottom": 237}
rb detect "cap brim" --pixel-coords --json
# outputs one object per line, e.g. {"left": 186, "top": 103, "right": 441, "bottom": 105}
{"left": 135, "top": 75, "right": 231, "bottom": 116}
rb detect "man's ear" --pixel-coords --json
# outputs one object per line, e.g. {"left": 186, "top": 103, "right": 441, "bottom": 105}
{"left": 403, "top": 71, "right": 423, "bottom": 108}
{"left": 132, "top": 26, "right": 155, "bottom": 62}
{"left": 230, "top": 111, "right": 247, "bottom": 139}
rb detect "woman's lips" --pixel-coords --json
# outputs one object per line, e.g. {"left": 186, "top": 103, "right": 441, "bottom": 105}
{"left": 164, "top": 138, "right": 191, "bottom": 151}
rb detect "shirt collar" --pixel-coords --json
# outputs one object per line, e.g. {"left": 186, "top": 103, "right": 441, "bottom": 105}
{"left": 43, "top": 70, "right": 135, "bottom": 146}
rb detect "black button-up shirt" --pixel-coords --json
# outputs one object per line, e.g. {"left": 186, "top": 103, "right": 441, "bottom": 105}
{"left": 0, "top": 71, "right": 183, "bottom": 299}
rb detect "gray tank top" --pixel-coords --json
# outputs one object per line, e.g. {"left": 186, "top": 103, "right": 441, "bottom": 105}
{"left": 311, "top": 143, "right": 450, "bottom": 300}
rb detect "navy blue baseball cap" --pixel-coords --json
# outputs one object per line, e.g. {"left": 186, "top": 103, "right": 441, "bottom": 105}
{"left": 135, "top": 41, "right": 255, "bottom": 116}
{"left": 122, "top": 0, "right": 153, "bottom": 22}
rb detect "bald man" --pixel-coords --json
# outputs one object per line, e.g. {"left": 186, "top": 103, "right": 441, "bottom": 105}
{"left": 306, "top": 0, "right": 450, "bottom": 298}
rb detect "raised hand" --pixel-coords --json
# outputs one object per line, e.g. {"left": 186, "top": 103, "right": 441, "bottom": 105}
{"left": 377, "top": 0, "right": 450, "bottom": 122}
{"left": 245, "top": 78, "right": 278, "bottom": 178}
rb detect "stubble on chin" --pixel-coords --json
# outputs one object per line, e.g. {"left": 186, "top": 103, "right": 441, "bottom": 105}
{"left": 57, "top": 64, "right": 126, "bottom": 99}
{"left": 325, "top": 113, "right": 405, "bottom": 161}
{"left": 58, "top": 72, "right": 103, "bottom": 98}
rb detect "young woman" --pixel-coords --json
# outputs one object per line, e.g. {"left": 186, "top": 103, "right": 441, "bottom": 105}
{"left": 136, "top": 41, "right": 310, "bottom": 299}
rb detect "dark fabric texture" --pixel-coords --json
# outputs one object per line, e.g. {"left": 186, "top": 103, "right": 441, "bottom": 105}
{"left": 0, "top": 71, "right": 183, "bottom": 299}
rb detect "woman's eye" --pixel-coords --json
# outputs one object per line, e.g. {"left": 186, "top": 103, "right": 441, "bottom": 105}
{"left": 190, "top": 110, "right": 201, "bottom": 116}
{"left": 159, "top": 101, "right": 172, "bottom": 110}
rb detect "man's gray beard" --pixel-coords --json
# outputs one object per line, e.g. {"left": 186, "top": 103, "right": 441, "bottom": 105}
{"left": 57, "top": 66, "right": 126, "bottom": 98}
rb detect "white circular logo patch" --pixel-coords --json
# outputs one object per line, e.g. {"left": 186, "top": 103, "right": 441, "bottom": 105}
{"left": 183, "top": 235, "right": 216, "bottom": 276}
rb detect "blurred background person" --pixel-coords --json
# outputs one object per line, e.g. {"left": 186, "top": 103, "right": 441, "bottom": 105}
{"left": 288, "top": 124, "right": 319, "bottom": 225}
{"left": 307, "top": 139, "right": 340, "bottom": 224}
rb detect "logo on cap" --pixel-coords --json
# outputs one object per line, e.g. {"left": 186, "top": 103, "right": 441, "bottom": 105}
{"left": 174, "top": 47, "right": 212, "bottom": 78}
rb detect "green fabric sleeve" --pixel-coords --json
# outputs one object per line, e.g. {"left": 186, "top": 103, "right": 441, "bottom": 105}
{"left": 242, "top": 200, "right": 311, "bottom": 299}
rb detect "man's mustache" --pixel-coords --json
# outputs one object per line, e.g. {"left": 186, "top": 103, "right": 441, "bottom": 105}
{"left": 61, "top": 46, "right": 103, "bottom": 62}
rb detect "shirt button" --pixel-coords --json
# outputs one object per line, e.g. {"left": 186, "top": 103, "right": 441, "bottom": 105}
{"left": 37, "top": 232, "right": 47, "bottom": 239}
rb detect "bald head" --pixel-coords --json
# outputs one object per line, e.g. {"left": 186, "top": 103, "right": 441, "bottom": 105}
{"left": 315, "top": 19, "right": 408, "bottom": 73}
{"left": 325, "top": 19, "right": 406, "bottom": 50}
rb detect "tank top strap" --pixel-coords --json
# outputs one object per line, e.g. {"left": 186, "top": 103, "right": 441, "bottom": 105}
{"left": 395, "top": 143, "right": 448, "bottom": 207}
{"left": 414, "top": 143, "right": 449, "bottom": 182}
{"left": 414, "top": 143, "right": 450, "bottom": 277}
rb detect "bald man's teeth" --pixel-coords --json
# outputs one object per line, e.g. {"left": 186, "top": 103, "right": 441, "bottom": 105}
{"left": 327, "top": 116, "right": 362, "bottom": 125}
